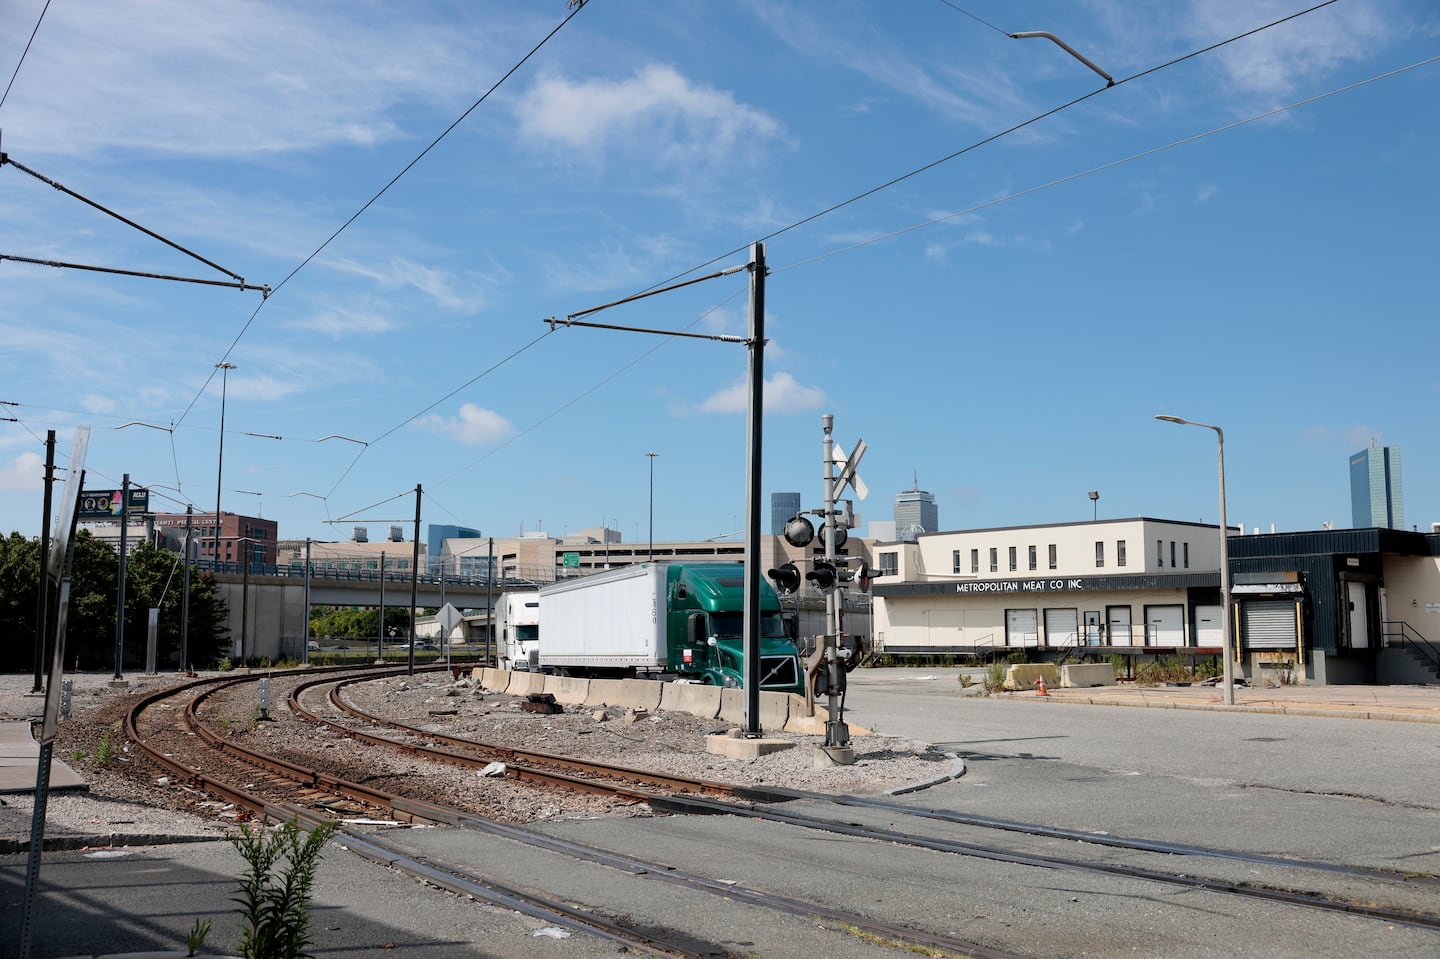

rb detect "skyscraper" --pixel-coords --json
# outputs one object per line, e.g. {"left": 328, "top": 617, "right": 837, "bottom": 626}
{"left": 1350, "top": 445, "right": 1404, "bottom": 529}
{"left": 894, "top": 476, "right": 938, "bottom": 541}
{"left": 770, "top": 492, "right": 801, "bottom": 536}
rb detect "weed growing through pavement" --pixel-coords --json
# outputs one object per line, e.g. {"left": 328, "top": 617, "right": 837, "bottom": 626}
{"left": 186, "top": 917, "right": 212, "bottom": 956}
{"left": 230, "top": 816, "right": 338, "bottom": 959}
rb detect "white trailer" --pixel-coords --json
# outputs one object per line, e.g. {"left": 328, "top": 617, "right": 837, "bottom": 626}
{"left": 495, "top": 591, "right": 541, "bottom": 670}
{"left": 538, "top": 564, "right": 667, "bottom": 672}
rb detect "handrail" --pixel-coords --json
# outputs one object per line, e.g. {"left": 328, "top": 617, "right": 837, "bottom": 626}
{"left": 1381, "top": 620, "right": 1440, "bottom": 675}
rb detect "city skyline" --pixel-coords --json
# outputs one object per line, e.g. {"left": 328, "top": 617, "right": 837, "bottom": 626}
{"left": 2, "top": 1, "right": 1435, "bottom": 544}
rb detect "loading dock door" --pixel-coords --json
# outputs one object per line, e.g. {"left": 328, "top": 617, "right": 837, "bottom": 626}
{"left": 1145, "top": 605, "right": 1185, "bottom": 646}
{"left": 1241, "top": 600, "right": 1297, "bottom": 650}
{"left": 1347, "top": 582, "right": 1370, "bottom": 649}
{"left": 1044, "top": 608, "right": 1078, "bottom": 648}
{"left": 1106, "top": 606, "right": 1132, "bottom": 645}
{"left": 1006, "top": 608, "right": 1039, "bottom": 647}
{"left": 1194, "top": 604, "right": 1223, "bottom": 646}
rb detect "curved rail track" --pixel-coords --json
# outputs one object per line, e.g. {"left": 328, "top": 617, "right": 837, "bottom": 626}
{"left": 122, "top": 669, "right": 1440, "bottom": 956}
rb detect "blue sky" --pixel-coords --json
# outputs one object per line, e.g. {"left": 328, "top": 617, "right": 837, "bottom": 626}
{"left": 1, "top": 0, "right": 1436, "bottom": 546}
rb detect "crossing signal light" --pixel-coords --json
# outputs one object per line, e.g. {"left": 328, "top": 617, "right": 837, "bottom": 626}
{"left": 767, "top": 562, "right": 802, "bottom": 596}
{"left": 807, "top": 560, "right": 837, "bottom": 594}
{"left": 783, "top": 514, "right": 815, "bottom": 548}
{"left": 854, "top": 560, "right": 877, "bottom": 593}
{"left": 817, "top": 521, "right": 848, "bottom": 550}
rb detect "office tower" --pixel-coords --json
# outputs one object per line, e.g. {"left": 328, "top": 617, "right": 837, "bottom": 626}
{"left": 894, "top": 477, "right": 938, "bottom": 541}
{"left": 770, "top": 492, "right": 801, "bottom": 536}
{"left": 1350, "top": 445, "right": 1404, "bottom": 529}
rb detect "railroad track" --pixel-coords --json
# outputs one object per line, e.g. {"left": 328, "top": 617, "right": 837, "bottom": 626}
{"left": 124, "top": 670, "right": 1440, "bottom": 956}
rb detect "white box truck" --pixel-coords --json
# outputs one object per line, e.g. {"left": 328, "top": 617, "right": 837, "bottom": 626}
{"left": 494, "top": 591, "right": 541, "bottom": 670}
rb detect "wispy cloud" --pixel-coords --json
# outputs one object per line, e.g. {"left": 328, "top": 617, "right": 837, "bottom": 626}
{"left": 515, "top": 65, "right": 786, "bottom": 171}
{"left": 0, "top": 452, "right": 43, "bottom": 491}
{"left": 698, "top": 371, "right": 827, "bottom": 414}
{"left": 0, "top": 1, "right": 501, "bottom": 158}
{"left": 419, "top": 403, "right": 514, "bottom": 445}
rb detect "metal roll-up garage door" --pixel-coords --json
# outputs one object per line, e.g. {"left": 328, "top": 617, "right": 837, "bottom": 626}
{"left": 1241, "top": 600, "right": 1297, "bottom": 650}
{"left": 1044, "top": 608, "right": 1078, "bottom": 648}
{"left": 1006, "top": 608, "right": 1039, "bottom": 646}
{"left": 1145, "top": 605, "right": 1184, "bottom": 646}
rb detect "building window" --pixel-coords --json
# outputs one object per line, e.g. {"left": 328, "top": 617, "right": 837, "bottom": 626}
{"left": 1117, "top": 540, "right": 1127, "bottom": 567}
{"left": 971, "top": 549, "right": 979, "bottom": 574}
{"left": 1183, "top": 542, "right": 1190, "bottom": 569}
{"left": 1028, "top": 545, "right": 1038, "bottom": 571}
{"left": 1095, "top": 541, "right": 1105, "bottom": 568}
{"left": 1048, "top": 544, "right": 1058, "bottom": 570}
{"left": 1157, "top": 539, "right": 1164, "bottom": 567}
{"left": 1170, "top": 541, "right": 1177, "bottom": 568}
{"left": 1008, "top": 546, "right": 1018, "bottom": 572}
{"left": 878, "top": 552, "right": 898, "bottom": 576}
{"left": 953, "top": 550, "right": 963, "bottom": 574}
{"left": 989, "top": 547, "right": 998, "bottom": 573}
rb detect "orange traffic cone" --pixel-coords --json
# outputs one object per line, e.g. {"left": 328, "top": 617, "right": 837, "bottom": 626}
{"left": 1035, "top": 676, "right": 1049, "bottom": 697}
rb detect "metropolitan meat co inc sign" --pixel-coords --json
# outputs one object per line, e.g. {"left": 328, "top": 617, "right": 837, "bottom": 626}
{"left": 954, "top": 578, "right": 1086, "bottom": 593}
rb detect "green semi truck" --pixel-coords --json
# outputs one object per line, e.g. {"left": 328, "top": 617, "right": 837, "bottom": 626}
{"left": 536, "top": 561, "right": 803, "bottom": 693}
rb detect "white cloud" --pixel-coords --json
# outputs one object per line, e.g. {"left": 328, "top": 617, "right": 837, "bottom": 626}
{"left": 515, "top": 65, "right": 785, "bottom": 170}
{"left": 0, "top": 1, "right": 497, "bottom": 158}
{"left": 699, "top": 372, "right": 827, "bottom": 414}
{"left": 0, "top": 452, "right": 44, "bottom": 491}
{"left": 1185, "top": 0, "right": 1392, "bottom": 99}
{"left": 419, "top": 403, "right": 514, "bottom": 445}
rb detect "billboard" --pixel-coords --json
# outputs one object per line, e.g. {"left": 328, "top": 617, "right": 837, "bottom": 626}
{"left": 78, "top": 487, "right": 151, "bottom": 519}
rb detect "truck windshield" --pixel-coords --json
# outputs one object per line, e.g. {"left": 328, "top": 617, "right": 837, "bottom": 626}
{"left": 516, "top": 625, "right": 538, "bottom": 642}
{"left": 708, "top": 612, "right": 788, "bottom": 641}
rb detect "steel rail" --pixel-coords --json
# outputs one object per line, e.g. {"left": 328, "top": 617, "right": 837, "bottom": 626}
{"left": 649, "top": 793, "right": 1440, "bottom": 933}
{"left": 124, "top": 673, "right": 1027, "bottom": 959}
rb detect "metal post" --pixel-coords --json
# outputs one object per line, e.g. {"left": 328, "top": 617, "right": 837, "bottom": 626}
{"left": 113, "top": 474, "right": 129, "bottom": 681}
{"left": 741, "top": 241, "right": 765, "bottom": 737}
{"left": 180, "top": 506, "right": 192, "bottom": 671}
{"left": 302, "top": 538, "right": 311, "bottom": 666}
{"left": 1216, "top": 428, "right": 1235, "bottom": 705}
{"left": 240, "top": 539, "right": 250, "bottom": 664}
{"left": 486, "top": 537, "right": 494, "bottom": 665}
{"left": 214, "top": 361, "right": 235, "bottom": 562}
{"left": 378, "top": 549, "right": 386, "bottom": 660}
{"left": 1155, "top": 414, "right": 1235, "bottom": 705}
{"left": 645, "top": 452, "right": 658, "bottom": 561}
{"left": 408, "top": 484, "right": 422, "bottom": 676}
{"left": 31, "top": 430, "right": 55, "bottom": 693}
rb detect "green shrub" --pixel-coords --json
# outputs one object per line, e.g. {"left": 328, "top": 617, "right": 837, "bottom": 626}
{"left": 984, "top": 663, "right": 1007, "bottom": 694}
{"left": 230, "top": 816, "right": 338, "bottom": 959}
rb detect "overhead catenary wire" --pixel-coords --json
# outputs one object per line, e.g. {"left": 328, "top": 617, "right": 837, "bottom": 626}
{"left": 775, "top": 54, "right": 1440, "bottom": 274}
{"left": 0, "top": 0, "right": 51, "bottom": 112}
{"left": 172, "top": 0, "right": 591, "bottom": 431}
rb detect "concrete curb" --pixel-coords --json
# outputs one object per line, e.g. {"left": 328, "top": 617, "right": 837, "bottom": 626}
{"left": 1036, "top": 694, "right": 1440, "bottom": 724}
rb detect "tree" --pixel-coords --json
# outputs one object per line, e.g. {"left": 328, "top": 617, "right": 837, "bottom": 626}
{"left": 0, "top": 529, "right": 228, "bottom": 672}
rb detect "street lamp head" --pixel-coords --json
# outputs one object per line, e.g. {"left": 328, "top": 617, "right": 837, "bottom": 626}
{"left": 1154, "top": 414, "right": 1187, "bottom": 425}
{"left": 1088, "top": 490, "right": 1099, "bottom": 502}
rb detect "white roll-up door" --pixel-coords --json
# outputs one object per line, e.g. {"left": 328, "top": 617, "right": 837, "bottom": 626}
{"left": 1242, "top": 600, "right": 1297, "bottom": 650}
{"left": 1006, "top": 608, "right": 1039, "bottom": 646}
{"left": 1106, "top": 606, "right": 1133, "bottom": 645}
{"left": 1145, "top": 605, "right": 1184, "bottom": 646}
{"left": 1194, "top": 605, "right": 1223, "bottom": 646}
{"left": 1044, "top": 608, "right": 1078, "bottom": 648}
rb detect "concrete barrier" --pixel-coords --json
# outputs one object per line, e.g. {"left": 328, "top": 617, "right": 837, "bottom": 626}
{"left": 543, "top": 674, "right": 592, "bottom": 705}
{"left": 1061, "top": 663, "right": 1115, "bottom": 687}
{"left": 477, "top": 667, "right": 508, "bottom": 691}
{"left": 717, "top": 687, "right": 793, "bottom": 731}
{"left": 659, "top": 682, "right": 722, "bottom": 719}
{"left": 505, "top": 670, "right": 547, "bottom": 697}
{"left": 582, "top": 678, "right": 617, "bottom": 708}
{"left": 613, "top": 679, "right": 668, "bottom": 708}
{"left": 1004, "top": 663, "right": 1060, "bottom": 691}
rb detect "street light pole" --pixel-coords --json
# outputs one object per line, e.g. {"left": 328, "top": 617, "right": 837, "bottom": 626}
{"left": 1155, "top": 414, "right": 1235, "bottom": 705}
{"left": 645, "top": 452, "right": 658, "bottom": 561}
{"left": 213, "top": 362, "right": 236, "bottom": 561}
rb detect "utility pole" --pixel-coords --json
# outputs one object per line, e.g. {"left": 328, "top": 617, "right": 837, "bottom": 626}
{"left": 31, "top": 431, "right": 55, "bottom": 693}
{"left": 408, "top": 484, "right": 421, "bottom": 676}
{"left": 180, "top": 506, "right": 192, "bottom": 672}
{"left": 741, "top": 241, "right": 765, "bottom": 737}
{"left": 112, "top": 474, "right": 130, "bottom": 684}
